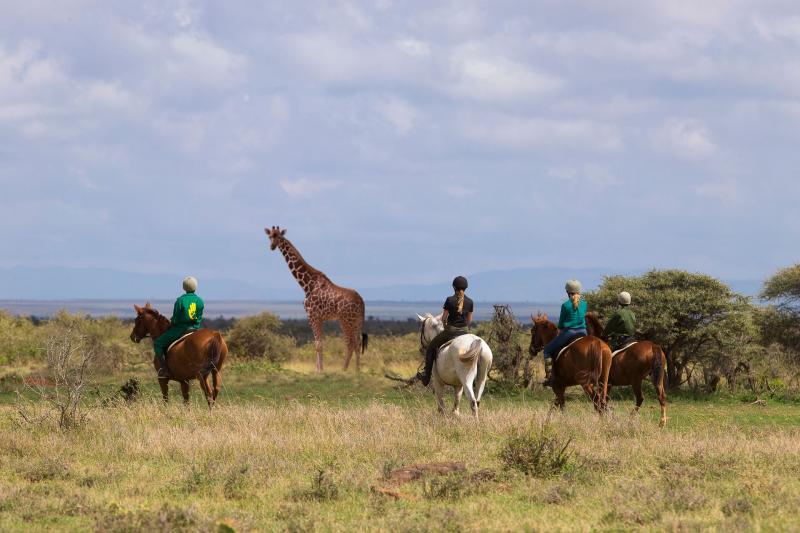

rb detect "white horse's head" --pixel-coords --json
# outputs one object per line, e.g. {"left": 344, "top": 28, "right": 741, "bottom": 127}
{"left": 416, "top": 312, "right": 444, "bottom": 347}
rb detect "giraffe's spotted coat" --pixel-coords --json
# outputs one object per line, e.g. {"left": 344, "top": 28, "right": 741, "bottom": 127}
{"left": 265, "top": 226, "right": 365, "bottom": 372}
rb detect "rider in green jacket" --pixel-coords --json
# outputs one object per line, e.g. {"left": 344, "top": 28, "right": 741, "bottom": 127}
{"left": 153, "top": 276, "right": 204, "bottom": 378}
{"left": 604, "top": 291, "right": 636, "bottom": 351}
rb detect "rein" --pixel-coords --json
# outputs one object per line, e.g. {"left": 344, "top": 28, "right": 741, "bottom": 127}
{"left": 419, "top": 317, "right": 431, "bottom": 355}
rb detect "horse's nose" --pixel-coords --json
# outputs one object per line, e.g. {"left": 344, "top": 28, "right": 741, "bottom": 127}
{"left": 130, "top": 333, "right": 139, "bottom": 343}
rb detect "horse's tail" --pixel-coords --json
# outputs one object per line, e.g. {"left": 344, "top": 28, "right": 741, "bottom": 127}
{"left": 652, "top": 344, "right": 667, "bottom": 390}
{"left": 474, "top": 343, "right": 493, "bottom": 404}
{"left": 361, "top": 333, "right": 369, "bottom": 354}
{"left": 203, "top": 332, "right": 224, "bottom": 375}
{"left": 588, "top": 339, "right": 603, "bottom": 385}
{"left": 589, "top": 338, "right": 612, "bottom": 410}
{"left": 458, "top": 338, "right": 483, "bottom": 363}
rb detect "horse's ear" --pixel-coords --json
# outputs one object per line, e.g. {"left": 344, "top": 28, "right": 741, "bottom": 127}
{"left": 134, "top": 304, "right": 142, "bottom": 314}
{"left": 416, "top": 313, "right": 425, "bottom": 322}
{"left": 145, "top": 302, "right": 152, "bottom": 309}
{"left": 542, "top": 313, "right": 548, "bottom": 320}
{"left": 530, "top": 314, "right": 535, "bottom": 323}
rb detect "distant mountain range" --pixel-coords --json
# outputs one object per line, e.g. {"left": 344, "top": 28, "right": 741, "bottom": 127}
{"left": 0, "top": 265, "right": 763, "bottom": 302}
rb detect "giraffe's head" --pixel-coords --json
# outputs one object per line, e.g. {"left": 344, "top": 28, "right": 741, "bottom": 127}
{"left": 265, "top": 226, "right": 287, "bottom": 250}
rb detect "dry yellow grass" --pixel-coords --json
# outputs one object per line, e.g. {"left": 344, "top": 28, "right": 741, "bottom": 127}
{"left": 2, "top": 380, "right": 800, "bottom": 532}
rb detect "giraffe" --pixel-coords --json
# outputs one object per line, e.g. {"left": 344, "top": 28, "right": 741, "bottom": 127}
{"left": 265, "top": 226, "right": 367, "bottom": 372}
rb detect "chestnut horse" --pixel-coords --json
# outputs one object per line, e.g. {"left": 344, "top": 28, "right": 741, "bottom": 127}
{"left": 529, "top": 313, "right": 612, "bottom": 413}
{"left": 585, "top": 312, "right": 668, "bottom": 426}
{"left": 129, "top": 303, "right": 228, "bottom": 406}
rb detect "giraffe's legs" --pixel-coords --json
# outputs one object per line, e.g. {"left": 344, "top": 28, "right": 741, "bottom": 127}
{"left": 341, "top": 319, "right": 360, "bottom": 372}
{"left": 309, "top": 316, "right": 324, "bottom": 373}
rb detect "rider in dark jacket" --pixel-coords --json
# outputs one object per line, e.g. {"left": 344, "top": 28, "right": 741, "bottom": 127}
{"left": 417, "top": 276, "right": 473, "bottom": 386}
{"left": 604, "top": 291, "right": 636, "bottom": 351}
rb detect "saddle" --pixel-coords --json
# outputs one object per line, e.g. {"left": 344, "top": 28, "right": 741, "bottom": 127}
{"left": 166, "top": 331, "right": 198, "bottom": 355}
{"left": 555, "top": 334, "right": 586, "bottom": 362}
{"left": 611, "top": 341, "right": 638, "bottom": 358}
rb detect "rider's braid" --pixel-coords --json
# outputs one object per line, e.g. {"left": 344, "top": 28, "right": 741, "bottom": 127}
{"left": 571, "top": 292, "right": 581, "bottom": 311}
{"left": 456, "top": 289, "right": 465, "bottom": 314}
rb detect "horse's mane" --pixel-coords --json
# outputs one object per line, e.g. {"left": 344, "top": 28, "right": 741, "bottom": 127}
{"left": 142, "top": 306, "right": 171, "bottom": 326}
{"left": 585, "top": 311, "right": 604, "bottom": 336}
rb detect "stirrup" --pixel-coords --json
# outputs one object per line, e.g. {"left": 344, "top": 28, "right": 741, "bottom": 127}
{"left": 157, "top": 367, "right": 169, "bottom": 379}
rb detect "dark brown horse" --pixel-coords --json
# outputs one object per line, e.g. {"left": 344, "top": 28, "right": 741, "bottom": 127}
{"left": 130, "top": 303, "right": 228, "bottom": 405}
{"left": 584, "top": 312, "right": 668, "bottom": 426}
{"left": 529, "top": 313, "right": 612, "bottom": 413}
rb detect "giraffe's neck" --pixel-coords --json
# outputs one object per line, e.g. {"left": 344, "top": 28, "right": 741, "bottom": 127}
{"left": 277, "top": 238, "right": 324, "bottom": 295}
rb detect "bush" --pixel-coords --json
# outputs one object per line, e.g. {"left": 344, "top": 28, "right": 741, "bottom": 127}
{"left": 226, "top": 312, "right": 294, "bottom": 361}
{"left": 760, "top": 264, "right": 800, "bottom": 355}
{"left": 0, "top": 312, "right": 43, "bottom": 364}
{"left": 499, "top": 423, "right": 574, "bottom": 478}
{"left": 585, "top": 269, "right": 757, "bottom": 390}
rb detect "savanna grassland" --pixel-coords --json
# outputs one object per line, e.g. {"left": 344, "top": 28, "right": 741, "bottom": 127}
{"left": 1, "top": 313, "right": 799, "bottom": 532}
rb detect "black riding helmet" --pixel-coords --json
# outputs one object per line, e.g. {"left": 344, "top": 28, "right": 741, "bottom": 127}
{"left": 452, "top": 276, "right": 468, "bottom": 291}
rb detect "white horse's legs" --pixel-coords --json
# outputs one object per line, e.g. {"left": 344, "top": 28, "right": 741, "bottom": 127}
{"left": 432, "top": 371, "right": 446, "bottom": 414}
{"left": 452, "top": 385, "right": 463, "bottom": 416}
{"left": 464, "top": 383, "right": 479, "bottom": 420}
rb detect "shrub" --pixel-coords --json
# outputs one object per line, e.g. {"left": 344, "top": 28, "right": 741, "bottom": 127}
{"left": 499, "top": 423, "right": 574, "bottom": 478}
{"left": 17, "top": 327, "right": 96, "bottom": 430}
{"left": 585, "top": 269, "right": 757, "bottom": 389}
{"left": 0, "top": 312, "right": 43, "bottom": 364}
{"left": 226, "top": 312, "right": 294, "bottom": 361}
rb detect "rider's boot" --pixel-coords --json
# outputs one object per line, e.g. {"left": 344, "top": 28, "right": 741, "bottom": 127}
{"left": 542, "top": 357, "right": 554, "bottom": 386}
{"left": 157, "top": 357, "right": 170, "bottom": 380}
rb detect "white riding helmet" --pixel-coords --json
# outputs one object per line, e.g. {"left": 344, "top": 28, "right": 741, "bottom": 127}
{"left": 183, "top": 276, "right": 198, "bottom": 293}
{"left": 618, "top": 291, "right": 631, "bottom": 305}
{"left": 565, "top": 279, "right": 582, "bottom": 293}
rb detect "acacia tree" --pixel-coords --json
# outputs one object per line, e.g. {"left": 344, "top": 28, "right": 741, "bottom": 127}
{"left": 760, "top": 264, "right": 800, "bottom": 354}
{"left": 585, "top": 270, "right": 757, "bottom": 389}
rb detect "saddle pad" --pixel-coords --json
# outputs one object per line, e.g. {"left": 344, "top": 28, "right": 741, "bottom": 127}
{"left": 555, "top": 336, "right": 584, "bottom": 362}
{"left": 167, "top": 331, "right": 197, "bottom": 354}
{"left": 611, "top": 342, "right": 638, "bottom": 358}
{"left": 438, "top": 338, "right": 458, "bottom": 352}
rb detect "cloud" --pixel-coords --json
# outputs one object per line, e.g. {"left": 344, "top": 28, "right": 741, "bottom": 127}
{"left": 655, "top": 118, "right": 717, "bottom": 159}
{"left": 372, "top": 96, "right": 419, "bottom": 135}
{"left": 460, "top": 113, "right": 623, "bottom": 152}
{"left": 279, "top": 178, "right": 342, "bottom": 198}
{"left": 547, "top": 164, "right": 622, "bottom": 189}
{"left": 443, "top": 185, "right": 475, "bottom": 197}
{"left": 693, "top": 179, "right": 741, "bottom": 204}
{"left": 447, "top": 45, "right": 563, "bottom": 101}
{"left": 396, "top": 38, "right": 430, "bottom": 57}
{"left": 166, "top": 33, "right": 247, "bottom": 88}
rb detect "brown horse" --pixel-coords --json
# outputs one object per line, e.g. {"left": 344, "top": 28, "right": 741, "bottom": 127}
{"left": 584, "top": 312, "right": 668, "bottom": 426}
{"left": 529, "top": 313, "right": 612, "bottom": 413}
{"left": 130, "top": 303, "right": 228, "bottom": 405}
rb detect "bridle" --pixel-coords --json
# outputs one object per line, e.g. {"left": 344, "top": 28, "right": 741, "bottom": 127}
{"left": 419, "top": 316, "right": 432, "bottom": 355}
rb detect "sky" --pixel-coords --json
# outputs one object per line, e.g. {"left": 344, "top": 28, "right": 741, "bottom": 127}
{"left": 1, "top": 0, "right": 799, "bottom": 296}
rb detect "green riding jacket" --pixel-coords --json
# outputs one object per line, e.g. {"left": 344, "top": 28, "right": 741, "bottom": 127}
{"left": 153, "top": 292, "right": 204, "bottom": 358}
{"left": 604, "top": 306, "right": 636, "bottom": 348}
{"left": 171, "top": 292, "right": 204, "bottom": 329}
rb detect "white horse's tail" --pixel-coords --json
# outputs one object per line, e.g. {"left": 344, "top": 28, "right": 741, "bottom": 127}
{"left": 458, "top": 339, "right": 483, "bottom": 363}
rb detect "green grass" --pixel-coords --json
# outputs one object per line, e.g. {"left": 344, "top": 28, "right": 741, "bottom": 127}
{"left": 1, "top": 355, "right": 800, "bottom": 532}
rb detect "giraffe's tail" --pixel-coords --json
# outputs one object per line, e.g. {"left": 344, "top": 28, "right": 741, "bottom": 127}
{"left": 361, "top": 333, "right": 369, "bottom": 354}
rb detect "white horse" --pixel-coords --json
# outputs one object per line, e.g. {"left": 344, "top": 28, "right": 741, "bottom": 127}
{"left": 416, "top": 312, "right": 493, "bottom": 419}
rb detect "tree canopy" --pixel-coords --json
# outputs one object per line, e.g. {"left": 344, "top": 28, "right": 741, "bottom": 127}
{"left": 585, "top": 269, "right": 756, "bottom": 389}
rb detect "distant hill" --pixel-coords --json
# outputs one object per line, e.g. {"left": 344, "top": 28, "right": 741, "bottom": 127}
{"left": 0, "top": 265, "right": 762, "bottom": 302}
{"left": 0, "top": 266, "right": 301, "bottom": 301}
{"left": 360, "top": 267, "right": 640, "bottom": 302}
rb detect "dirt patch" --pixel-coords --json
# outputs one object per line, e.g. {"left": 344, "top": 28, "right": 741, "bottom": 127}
{"left": 386, "top": 461, "right": 466, "bottom": 484}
